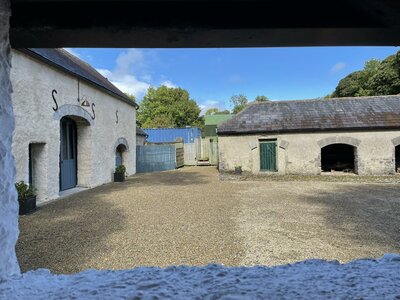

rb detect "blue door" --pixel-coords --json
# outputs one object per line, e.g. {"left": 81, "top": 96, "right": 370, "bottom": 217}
{"left": 60, "top": 117, "right": 77, "bottom": 191}
{"left": 115, "top": 148, "right": 123, "bottom": 167}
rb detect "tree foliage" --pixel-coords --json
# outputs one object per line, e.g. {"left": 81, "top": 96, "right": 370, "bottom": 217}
{"left": 230, "top": 94, "right": 248, "bottom": 114}
{"left": 255, "top": 95, "right": 269, "bottom": 102}
{"left": 331, "top": 52, "right": 400, "bottom": 97}
{"left": 205, "top": 108, "right": 230, "bottom": 115}
{"left": 215, "top": 110, "right": 230, "bottom": 115}
{"left": 137, "top": 86, "right": 203, "bottom": 128}
{"left": 124, "top": 93, "right": 136, "bottom": 102}
{"left": 369, "top": 54, "right": 400, "bottom": 95}
{"left": 205, "top": 108, "right": 219, "bottom": 115}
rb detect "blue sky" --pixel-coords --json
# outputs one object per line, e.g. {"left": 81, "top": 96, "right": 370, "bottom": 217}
{"left": 65, "top": 47, "right": 399, "bottom": 114}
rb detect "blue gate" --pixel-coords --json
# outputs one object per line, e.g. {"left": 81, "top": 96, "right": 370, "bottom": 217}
{"left": 136, "top": 145, "right": 176, "bottom": 173}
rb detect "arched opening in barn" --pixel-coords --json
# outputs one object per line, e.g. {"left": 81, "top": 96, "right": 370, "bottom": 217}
{"left": 321, "top": 143, "right": 357, "bottom": 173}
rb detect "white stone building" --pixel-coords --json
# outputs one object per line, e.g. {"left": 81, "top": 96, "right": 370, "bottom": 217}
{"left": 136, "top": 127, "right": 148, "bottom": 146}
{"left": 11, "top": 48, "right": 138, "bottom": 204}
{"left": 218, "top": 96, "right": 400, "bottom": 175}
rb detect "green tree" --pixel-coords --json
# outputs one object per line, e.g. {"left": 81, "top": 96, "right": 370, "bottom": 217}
{"left": 230, "top": 94, "right": 248, "bottom": 114}
{"left": 215, "top": 110, "right": 230, "bottom": 115}
{"left": 369, "top": 53, "right": 400, "bottom": 95}
{"left": 331, "top": 59, "right": 382, "bottom": 98}
{"left": 205, "top": 108, "right": 230, "bottom": 115}
{"left": 331, "top": 71, "right": 368, "bottom": 97}
{"left": 205, "top": 108, "right": 219, "bottom": 115}
{"left": 137, "top": 86, "right": 203, "bottom": 128}
{"left": 124, "top": 93, "right": 136, "bottom": 102}
{"left": 330, "top": 54, "right": 400, "bottom": 98}
{"left": 255, "top": 95, "right": 269, "bottom": 102}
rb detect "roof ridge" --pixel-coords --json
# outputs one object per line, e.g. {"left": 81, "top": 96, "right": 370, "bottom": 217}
{"left": 218, "top": 95, "right": 400, "bottom": 134}
{"left": 248, "top": 95, "right": 400, "bottom": 105}
{"left": 22, "top": 48, "right": 138, "bottom": 109}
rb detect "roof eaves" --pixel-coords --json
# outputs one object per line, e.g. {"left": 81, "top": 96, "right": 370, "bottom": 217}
{"left": 18, "top": 48, "right": 139, "bottom": 110}
{"left": 217, "top": 125, "right": 400, "bottom": 136}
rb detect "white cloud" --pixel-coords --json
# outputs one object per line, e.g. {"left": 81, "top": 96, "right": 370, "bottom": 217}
{"left": 115, "top": 49, "right": 145, "bottom": 75}
{"left": 160, "top": 80, "right": 177, "bottom": 88}
{"left": 111, "top": 75, "right": 151, "bottom": 98}
{"left": 199, "top": 99, "right": 228, "bottom": 115}
{"left": 63, "top": 48, "right": 81, "bottom": 58}
{"left": 331, "top": 62, "right": 346, "bottom": 73}
{"left": 94, "top": 49, "right": 177, "bottom": 100}
{"left": 96, "top": 68, "right": 112, "bottom": 78}
{"left": 141, "top": 74, "right": 153, "bottom": 82}
{"left": 95, "top": 49, "right": 151, "bottom": 99}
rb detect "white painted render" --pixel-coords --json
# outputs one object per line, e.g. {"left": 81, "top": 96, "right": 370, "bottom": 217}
{"left": 136, "top": 135, "right": 147, "bottom": 146}
{"left": 0, "top": 0, "right": 20, "bottom": 281}
{"left": 218, "top": 130, "right": 400, "bottom": 175}
{"left": 11, "top": 50, "right": 137, "bottom": 204}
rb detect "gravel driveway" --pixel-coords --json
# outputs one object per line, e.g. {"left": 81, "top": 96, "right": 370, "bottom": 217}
{"left": 17, "top": 167, "right": 400, "bottom": 274}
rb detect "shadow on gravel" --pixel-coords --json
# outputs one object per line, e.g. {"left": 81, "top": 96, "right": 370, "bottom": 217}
{"left": 17, "top": 189, "right": 127, "bottom": 274}
{"left": 300, "top": 184, "right": 400, "bottom": 251}
{"left": 126, "top": 167, "right": 211, "bottom": 187}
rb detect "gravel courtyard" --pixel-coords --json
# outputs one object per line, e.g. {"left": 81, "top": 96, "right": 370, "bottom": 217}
{"left": 17, "top": 167, "right": 400, "bottom": 274}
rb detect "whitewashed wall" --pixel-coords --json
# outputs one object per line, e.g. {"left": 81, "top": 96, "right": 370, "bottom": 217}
{"left": 11, "top": 50, "right": 136, "bottom": 204}
{"left": 0, "top": 0, "right": 20, "bottom": 281}
{"left": 218, "top": 130, "right": 400, "bottom": 175}
{"left": 136, "top": 135, "right": 146, "bottom": 146}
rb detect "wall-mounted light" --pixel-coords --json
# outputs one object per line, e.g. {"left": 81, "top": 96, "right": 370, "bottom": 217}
{"left": 76, "top": 79, "right": 95, "bottom": 120}
{"left": 80, "top": 95, "right": 90, "bottom": 107}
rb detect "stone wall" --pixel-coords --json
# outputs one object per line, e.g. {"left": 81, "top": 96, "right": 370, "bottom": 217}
{"left": 136, "top": 135, "right": 147, "bottom": 146}
{"left": 0, "top": 0, "right": 20, "bottom": 281}
{"left": 11, "top": 50, "right": 137, "bottom": 203}
{"left": 218, "top": 130, "right": 400, "bottom": 175}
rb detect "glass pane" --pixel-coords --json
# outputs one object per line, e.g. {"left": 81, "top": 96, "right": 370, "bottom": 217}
{"left": 69, "top": 124, "right": 74, "bottom": 159}
{"left": 62, "top": 122, "right": 68, "bottom": 160}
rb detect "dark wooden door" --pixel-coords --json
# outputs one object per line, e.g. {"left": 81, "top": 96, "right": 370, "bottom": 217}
{"left": 60, "top": 117, "right": 77, "bottom": 191}
{"left": 260, "top": 141, "right": 277, "bottom": 171}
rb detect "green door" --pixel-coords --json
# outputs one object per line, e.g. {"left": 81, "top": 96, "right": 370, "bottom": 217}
{"left": 260, "top": 141, "right": 277, "bottom": 171}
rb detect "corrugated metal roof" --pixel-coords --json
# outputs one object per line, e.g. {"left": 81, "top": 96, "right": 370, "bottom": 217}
{"left": 218, "top": 95, "right": 400, "bottom": 135}
{"left": 144, "top": 127, "right": 202, "bottom": 144}
{"left": 18, "top": 48, "right": 138, "bottom": 108}
{"left": 204, "top": 114, "right": 235, "bottom": 125}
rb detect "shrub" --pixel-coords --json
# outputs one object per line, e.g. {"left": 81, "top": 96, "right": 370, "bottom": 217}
{"left": 15, "top": 181, "right": 36, "bottom": 200}
{"left": 115, "top": 164, "right": 126, "bottom": 174}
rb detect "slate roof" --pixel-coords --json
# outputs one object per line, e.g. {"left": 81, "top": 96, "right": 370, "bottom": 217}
{"left": 18, "top": 48, "right": 138, "bottom": 108}
{"left": 136, "top": 127, "right": 148, "bottom": 137}
{"left": 218, "top": 95, "right": 400, "bottom": 135}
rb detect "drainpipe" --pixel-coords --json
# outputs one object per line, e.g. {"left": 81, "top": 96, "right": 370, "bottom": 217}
{"left": 0, "top": 0, "right": 21, "bottom": 281}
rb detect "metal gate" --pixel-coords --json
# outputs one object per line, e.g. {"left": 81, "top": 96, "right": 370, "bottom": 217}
{"left": 260, "top": 140, "right": 277, "bottom": 171}
{"left": 136, "top": 144, "right": 176, "bottom": 173}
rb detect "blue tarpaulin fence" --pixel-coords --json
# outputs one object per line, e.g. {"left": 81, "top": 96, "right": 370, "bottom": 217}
{"left": 136, "top": 145, "right": 176, "bottom": 173}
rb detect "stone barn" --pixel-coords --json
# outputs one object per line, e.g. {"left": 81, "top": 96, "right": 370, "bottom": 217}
{"left": 218, "top": 96, "right": 400, "bottom": 175}
{"left": 136, "top": 127, "right": 148, "bottom": 146}
{"left": 11, "top": 48, "right": 138, "bottom": 203}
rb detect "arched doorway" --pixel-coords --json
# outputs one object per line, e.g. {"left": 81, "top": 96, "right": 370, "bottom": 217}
{"left": 396, "top": 145, "right": 400, "bottom": 173}
{"left": 115, "top": 144, "right": 127, "bottom": 167}
{"left": 60, "top": 117, "right": 77, "bottom": 190}
{"left": 321, "top": 143, "right": 356, "bottom": 173}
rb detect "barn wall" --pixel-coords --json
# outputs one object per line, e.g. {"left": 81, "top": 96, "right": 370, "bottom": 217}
{"left": 136, "top": 135, "right": 147, "bottom": 146}
{"left": 218, "top": 130, "right": 400, "bottom": 175}
{"left": 11, "top": 50, "right": 136, "bottom": 203}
